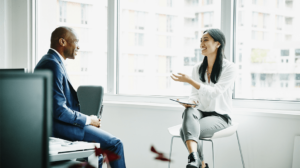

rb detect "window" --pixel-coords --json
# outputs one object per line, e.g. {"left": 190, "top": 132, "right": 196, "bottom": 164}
{"left": 204, "top": 0, "right": 213, "bottom": 5}
{"left": 277, "top": 0, "right": 284, "bottom": 8}
{"left": 238, "top": 11, "right": 244, "bottom": 26}
{"left": 296, "top": 74, "right": 300, "bottom": 88}
{"left": 32, "top": 0, "right": 300, "bottom": 109}
{"left": 38, "top": 0, "right": 108, "bottom": 91}
{"left": 252, "top": 12, "right": 269, "bottom": 28}
{"left": 203, "top": 12, "right": 214, "bottom": 27}
{"left": 59, "top": 0, "right": 67, "bottom": 23}
{"left": 119, "top": 0, "right": 221, "bottom": 96}
{"left": 157, "top": 14, "right": 176, "bottom": 32}
{"left": 239, "top": 0, "right": 244, "bottom": 7}
{"left": 235, "top": 1, "right": 300, "bottom": 101}
{"left": 295, "top": 49, "right": 300, "bottom": 56}
{"left": 276, "top": 15, "right": 284, "bottom": 30}
{"left": 135, "top": 33, "right": 144, "bottom": 46}
{"left": 81, "top": 4, "right": 90, "bottom": 24}
{"left": 285, "top": 0, "right": 293, "bottom": 8}
{"left": 281, "top": 50, "right": 289, "bottom": 56}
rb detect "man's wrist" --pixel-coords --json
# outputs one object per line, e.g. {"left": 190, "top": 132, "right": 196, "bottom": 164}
{"left": 85, "top": 116, "right": 91, "bottom": 125}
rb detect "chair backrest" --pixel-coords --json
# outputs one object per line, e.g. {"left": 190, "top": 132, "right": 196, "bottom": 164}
{"left": 77, "top": 86, "right": 104, "bottom": 118}
{"left": 168, "top": 122, "right": 239, "bottom": 139}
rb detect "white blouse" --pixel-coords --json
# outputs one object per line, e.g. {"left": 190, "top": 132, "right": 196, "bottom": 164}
{"left": 188, "top": 59, "right": 238, "bottom": 115}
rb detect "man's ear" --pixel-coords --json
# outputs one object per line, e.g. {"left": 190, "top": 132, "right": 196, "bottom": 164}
{"left": 59, "top": 38, "right": 66, "bottom": 47}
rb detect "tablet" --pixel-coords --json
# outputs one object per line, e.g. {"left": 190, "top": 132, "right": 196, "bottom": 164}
{"left": 170, "top": 99, "right": 197, "bottom": 106}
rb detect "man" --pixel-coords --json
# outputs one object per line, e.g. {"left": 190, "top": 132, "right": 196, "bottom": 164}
{"left": 35, "top": 27, "right": 126, "bottom": 168}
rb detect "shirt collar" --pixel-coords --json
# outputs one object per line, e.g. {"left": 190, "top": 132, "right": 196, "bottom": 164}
{"left": 50, "top": 48, "right": 66, "bottom": 65}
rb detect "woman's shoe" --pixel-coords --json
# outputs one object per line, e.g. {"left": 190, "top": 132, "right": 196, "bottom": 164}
{"left": 205, "top": 163, "right": 209, "bottom": 168}
{"left": 186, "top": 152, "right": 202, "bottom": 168}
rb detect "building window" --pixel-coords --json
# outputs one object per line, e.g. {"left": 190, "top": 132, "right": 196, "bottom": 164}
{"left": 167, "top": 0, "right": 173, "bottom": 7}
{"left": 295, "top": 49, "right": 300, "bottom": 56}
{"left": 239, "top": 0, "right": 244, "bottom": 7}
{"left": 252, "top": 12, "right": 258, "bottom": 27}
{"left": 296, "top": 74, "right": 300, "bottom": 88}
{"left": 59, "top": 0, "right": 67, "bottom": 23}
{"left": 203, "top": 12, "right": 214, "bottom": 27}
{"left": 166, "top": 15, "right": 174, "bottom": 32}
{"left": 251, "top": 73, "right": 256, "bottom": 87}
{"left": 204, "top": 0, "right": 213, "bottom": 5}
{"left": 281, "top": 50, "right": 289, "bottom": 56}
{"left": 285, "top": 0, "right": 293, "bottom": 8}
{"left": 166, "top": 36, "right": 172, "bottom": 48}
{"left": 238, "top": 11, "right": 244, "bottom": 26}
{"left": 81, "top": 4, "right": 90, "bottom": 24}
{"left": 135, "top": 33, "right": 144, "bottom": 46}
{"left": 276, "top": 15, "right": 284, "bottom": 30}
{"left": 157, "top": 14, "right": 175, "bottom": 32}
{"left": 135, "top": 11, "right": 146, "bottom": 30}
{"left": 239, "top": 53, "right": 242, "bottom": 62}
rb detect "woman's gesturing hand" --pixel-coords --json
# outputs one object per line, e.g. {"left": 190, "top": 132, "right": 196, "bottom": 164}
{"left": 170, "top": 73, "right": 192, "bottom": 83}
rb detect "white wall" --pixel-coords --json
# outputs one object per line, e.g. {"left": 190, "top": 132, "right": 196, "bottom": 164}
{"left": 101, "top": 103, "right": 300, "bottom": 168}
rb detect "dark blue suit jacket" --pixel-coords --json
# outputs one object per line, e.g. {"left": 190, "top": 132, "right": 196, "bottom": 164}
{"left": 35, "top": 49, "right": 87, "bottom": 141}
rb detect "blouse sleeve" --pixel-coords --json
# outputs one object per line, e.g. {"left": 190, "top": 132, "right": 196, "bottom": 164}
{"left": 188, "top": 64, "right": 201, "bottom": 104}
{"left": 197, "top": 63, "right": 237, "bottom": 100}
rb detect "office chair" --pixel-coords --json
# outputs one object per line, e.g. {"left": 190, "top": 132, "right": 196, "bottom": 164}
{"left": 167, "top": 123, "right": 245, "bottom": 168}
{"left": 77, "top": 86, "right": 104, "bottom": 118}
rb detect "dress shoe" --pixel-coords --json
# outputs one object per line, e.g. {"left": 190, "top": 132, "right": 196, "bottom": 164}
{"left": 186, "top": 152, "right": 202, "bottom": 168}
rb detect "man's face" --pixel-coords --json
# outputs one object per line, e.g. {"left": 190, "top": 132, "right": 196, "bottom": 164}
{"left": 63, "top": 32, "right": 79, "bottom": 59}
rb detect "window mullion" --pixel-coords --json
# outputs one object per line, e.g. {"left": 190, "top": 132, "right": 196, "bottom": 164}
{"left": 107, "top": 0, "right": 119, "bottom": 94}
{"left": 221, "top": 0, "right": 234, "bottom": 62}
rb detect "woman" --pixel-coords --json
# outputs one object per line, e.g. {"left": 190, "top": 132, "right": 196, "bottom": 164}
{"left": 171, "top": 29, "right": 237, "bottom": 168}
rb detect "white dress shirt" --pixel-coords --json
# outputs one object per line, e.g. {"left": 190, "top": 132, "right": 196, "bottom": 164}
{"left": 50, "top": 48, "right": 91, "bottom": 125}
{"left": 188, "top": 59, "right": 238, "bottom": 115}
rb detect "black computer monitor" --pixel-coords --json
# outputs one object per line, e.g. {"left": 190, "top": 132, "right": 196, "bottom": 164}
{"left": 0, "top": 68, "right": 27, "bottom": 72}
{"left": 0, "top": 71, "right": 52, "bottom": 168}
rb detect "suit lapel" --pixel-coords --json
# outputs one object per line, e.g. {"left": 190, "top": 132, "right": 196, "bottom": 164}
{"left": 48, "top": 49, "right": 76, "bottom": 92}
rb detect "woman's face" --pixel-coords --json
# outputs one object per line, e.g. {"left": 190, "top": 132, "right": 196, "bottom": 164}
{"left": 200, "top": 32, "right": 220, "bottom": 57}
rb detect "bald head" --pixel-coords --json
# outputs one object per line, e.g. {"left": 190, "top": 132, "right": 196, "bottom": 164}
{"left": 50, "top": 27, "right": 75, "bottom": 48}
{"left": 50, "top": 26, "right": 80, "bottom": 60}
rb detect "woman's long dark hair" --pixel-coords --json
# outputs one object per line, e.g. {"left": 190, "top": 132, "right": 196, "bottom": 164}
{"left": 199, "top": 29, "right": 226, "bottom": 84}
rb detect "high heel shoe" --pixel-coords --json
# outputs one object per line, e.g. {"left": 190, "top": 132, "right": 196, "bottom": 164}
{"left": 186, "top": 152, "right": 202, "bottom": 168}
{"left": 205, "top": 163, "right": 209, "bottom": 168}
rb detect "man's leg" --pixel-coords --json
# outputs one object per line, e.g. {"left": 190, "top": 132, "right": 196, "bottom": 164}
{"left": 82, "top": 125, "right": 126, "bottom": 168}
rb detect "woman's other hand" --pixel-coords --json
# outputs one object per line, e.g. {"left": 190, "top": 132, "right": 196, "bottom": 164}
{"left": 170, "top": 73, "right": 192, "bottom": 83}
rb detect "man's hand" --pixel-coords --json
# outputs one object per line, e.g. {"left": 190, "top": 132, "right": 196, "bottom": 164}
{"left": 90, "top": 115, "right": 101, "bottom": 128}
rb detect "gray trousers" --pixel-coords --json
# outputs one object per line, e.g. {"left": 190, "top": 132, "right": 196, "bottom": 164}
{"left": 180, "top": 107, "right": 232, "bottom": 160}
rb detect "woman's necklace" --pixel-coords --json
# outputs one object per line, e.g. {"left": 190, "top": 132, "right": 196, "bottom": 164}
{"left": 206, "top": 69, "right": 211, "bottom": 77}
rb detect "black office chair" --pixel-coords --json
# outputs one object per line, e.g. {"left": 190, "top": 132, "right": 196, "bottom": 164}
{"left": 77, "top": 86, "right": 104, "bottom": 118}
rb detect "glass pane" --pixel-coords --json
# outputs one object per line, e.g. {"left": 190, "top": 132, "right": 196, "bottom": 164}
{"left": 119, "top": 0, "right": 221, "bottom": 96}
{"left": 235, "top": 0, "right": 300, "bottom": 101}
{"left": 37, "top": 0, "right": 107, "bottom": 91}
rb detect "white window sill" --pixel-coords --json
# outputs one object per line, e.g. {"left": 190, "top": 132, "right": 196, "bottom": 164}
{"left": 103, "top": 100, "right": 300, "bottom": 119}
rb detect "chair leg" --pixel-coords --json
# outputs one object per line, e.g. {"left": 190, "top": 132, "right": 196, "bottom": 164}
{"left": 168, "top": 136, "right": 175, "bottom": 168}
{"left": 236, "top": 131, "right": 245, "bottom": 168}
{"left": 210, "top": 140, "right": 215, "bottom": 168}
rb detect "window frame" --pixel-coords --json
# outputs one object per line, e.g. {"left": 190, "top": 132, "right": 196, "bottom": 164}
{"left": 32, "top": 0, "right": 300, "bottom": 112}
